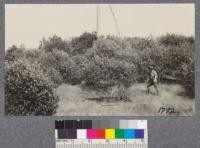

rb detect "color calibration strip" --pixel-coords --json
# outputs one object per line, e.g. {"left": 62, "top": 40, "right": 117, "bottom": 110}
{"left": 55, "top": 120, "right": 148, "bottom": 148}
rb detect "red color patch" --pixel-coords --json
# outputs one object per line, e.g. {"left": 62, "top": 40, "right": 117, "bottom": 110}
{"left": 96, "top": 129, "right": 105, "bottom": 139}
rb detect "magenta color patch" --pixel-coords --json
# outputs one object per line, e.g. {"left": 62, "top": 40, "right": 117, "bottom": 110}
{"left": 87, "top": 129, "right": 97, "bottom": 139}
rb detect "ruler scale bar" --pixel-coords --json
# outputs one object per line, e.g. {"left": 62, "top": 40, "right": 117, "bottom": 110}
{"left": 56, "top": 143, "right": 148, "bottom": 148}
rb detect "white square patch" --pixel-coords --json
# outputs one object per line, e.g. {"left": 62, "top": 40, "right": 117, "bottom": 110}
{"left": 77, "top": 129, "right": 87, "bottom": 139}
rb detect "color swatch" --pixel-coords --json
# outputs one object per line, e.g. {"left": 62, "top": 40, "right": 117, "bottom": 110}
{"left": 105, "top": 129, "right": 115, "bottom": 139}
{"left": 55, "top": 120, "right": 147, "bottom": 140}
{"left": 115, "top": 129, "right": 124, "bottom": 139}
{"left": 87, "top": 129, "right": 97, "bottom": 139}
{"left": 124, "top": 129, "right": 135, "bottom": 139}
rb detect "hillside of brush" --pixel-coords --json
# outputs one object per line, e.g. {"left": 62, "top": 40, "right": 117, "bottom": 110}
{"left": 5, "top": 32, "right": 194, "bottom": 115}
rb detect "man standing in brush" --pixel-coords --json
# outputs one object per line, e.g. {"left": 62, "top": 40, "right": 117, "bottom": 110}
{"left": 146, "top": 66, "right": 159, "bottom": 95}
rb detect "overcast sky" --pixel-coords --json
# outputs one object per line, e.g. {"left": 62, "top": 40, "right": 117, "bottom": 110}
{"left": 5, "top": 4, "right": 194, "bottom": 49}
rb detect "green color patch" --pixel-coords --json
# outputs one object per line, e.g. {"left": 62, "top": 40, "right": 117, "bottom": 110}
{"left": 115, "top": 129, "right": 124, "bottom": 139}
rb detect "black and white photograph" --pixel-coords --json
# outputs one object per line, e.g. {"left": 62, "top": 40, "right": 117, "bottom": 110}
{"left": 5, "top": 4, "right": 194, "bottom": 116}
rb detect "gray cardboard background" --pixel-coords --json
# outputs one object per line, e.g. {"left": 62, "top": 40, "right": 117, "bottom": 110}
{"left": 0, "top": 0, "right": 200, "bottom": 147}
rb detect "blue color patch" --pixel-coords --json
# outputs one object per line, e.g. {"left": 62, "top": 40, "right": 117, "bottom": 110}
{"left": 135, "top": 129, "right": 144, "bottom": 139}
{"left": 124, "top": 129, "right": 135, "bottom": 139}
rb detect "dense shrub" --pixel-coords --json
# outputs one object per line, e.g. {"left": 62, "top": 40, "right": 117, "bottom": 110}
{"left": 92, "top": 37, "right": 120, "bottom": 58}
{"left": 38, "top": 49, "right": 86, "bottom": 85}
{"left": 24, "top": 49, "right": 64, "bottom": 86}
{"left": 126, "top": 36, "right": 156, "bottom": 50}
{"left": 43, "top": 66, "right": 64, "bottom": 86}
{"left": 85, "top": 39, "right": 137, "bottom": 89}
{"left": 5, "top": 32, "right": 194, "bottom": 103}
{"left": 5, "top": 58, "right": 59, "bottom": 115}
{"left": 180, "top": 62, "right": 194, "bottom": 97}
{"left": 38, "top": 49, "right": 69, "bottom": 85}
{"left": 39, "top": 35, "right": 73, "bottom": 54}
{"left": 76, "top": 33, "right": 194, "bottom": 97}
{"left": 158, "top": 33, "right": 194, "bottom": 47}
{"left": 25, "top": 49, "right": 42, "bottom": 61}
{"left": 5, "top": 45, "right": 25, "bottom": 62}
{"left": 157, "top": 35, "right": 194, "bottom": 97}
{"left": 71, "top": 32, "right": 98, "bottom": 54}
{"left": 61, "top": 58, "right": 83, "bottom": 84}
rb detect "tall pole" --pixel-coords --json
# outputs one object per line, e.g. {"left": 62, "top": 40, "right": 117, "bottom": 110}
{"left": 109, "top": 5, "right": 121, "bottom": 37}
{"left": 96, "top": 5, "right": 100, "bottom": 35}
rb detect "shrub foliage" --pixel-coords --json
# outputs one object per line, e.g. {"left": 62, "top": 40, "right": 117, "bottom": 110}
{"left": 5, "top": 59, "right": 59, "bottom": 115}
{"left": 5, "top": 32, "right": 194, "bottom": 115}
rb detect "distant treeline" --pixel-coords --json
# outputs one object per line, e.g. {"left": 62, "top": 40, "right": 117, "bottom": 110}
{"left": 5, "top": 32, "right": 194, "bottom": 115}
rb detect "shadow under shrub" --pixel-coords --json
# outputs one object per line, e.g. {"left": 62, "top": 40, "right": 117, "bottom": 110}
{"left": 5, "top": 58, "right": 59, "bottom": 116}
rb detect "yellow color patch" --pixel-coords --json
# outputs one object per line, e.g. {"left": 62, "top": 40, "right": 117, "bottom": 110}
{"left": 105, "top": 129, "right": 115, "bottom": 139}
